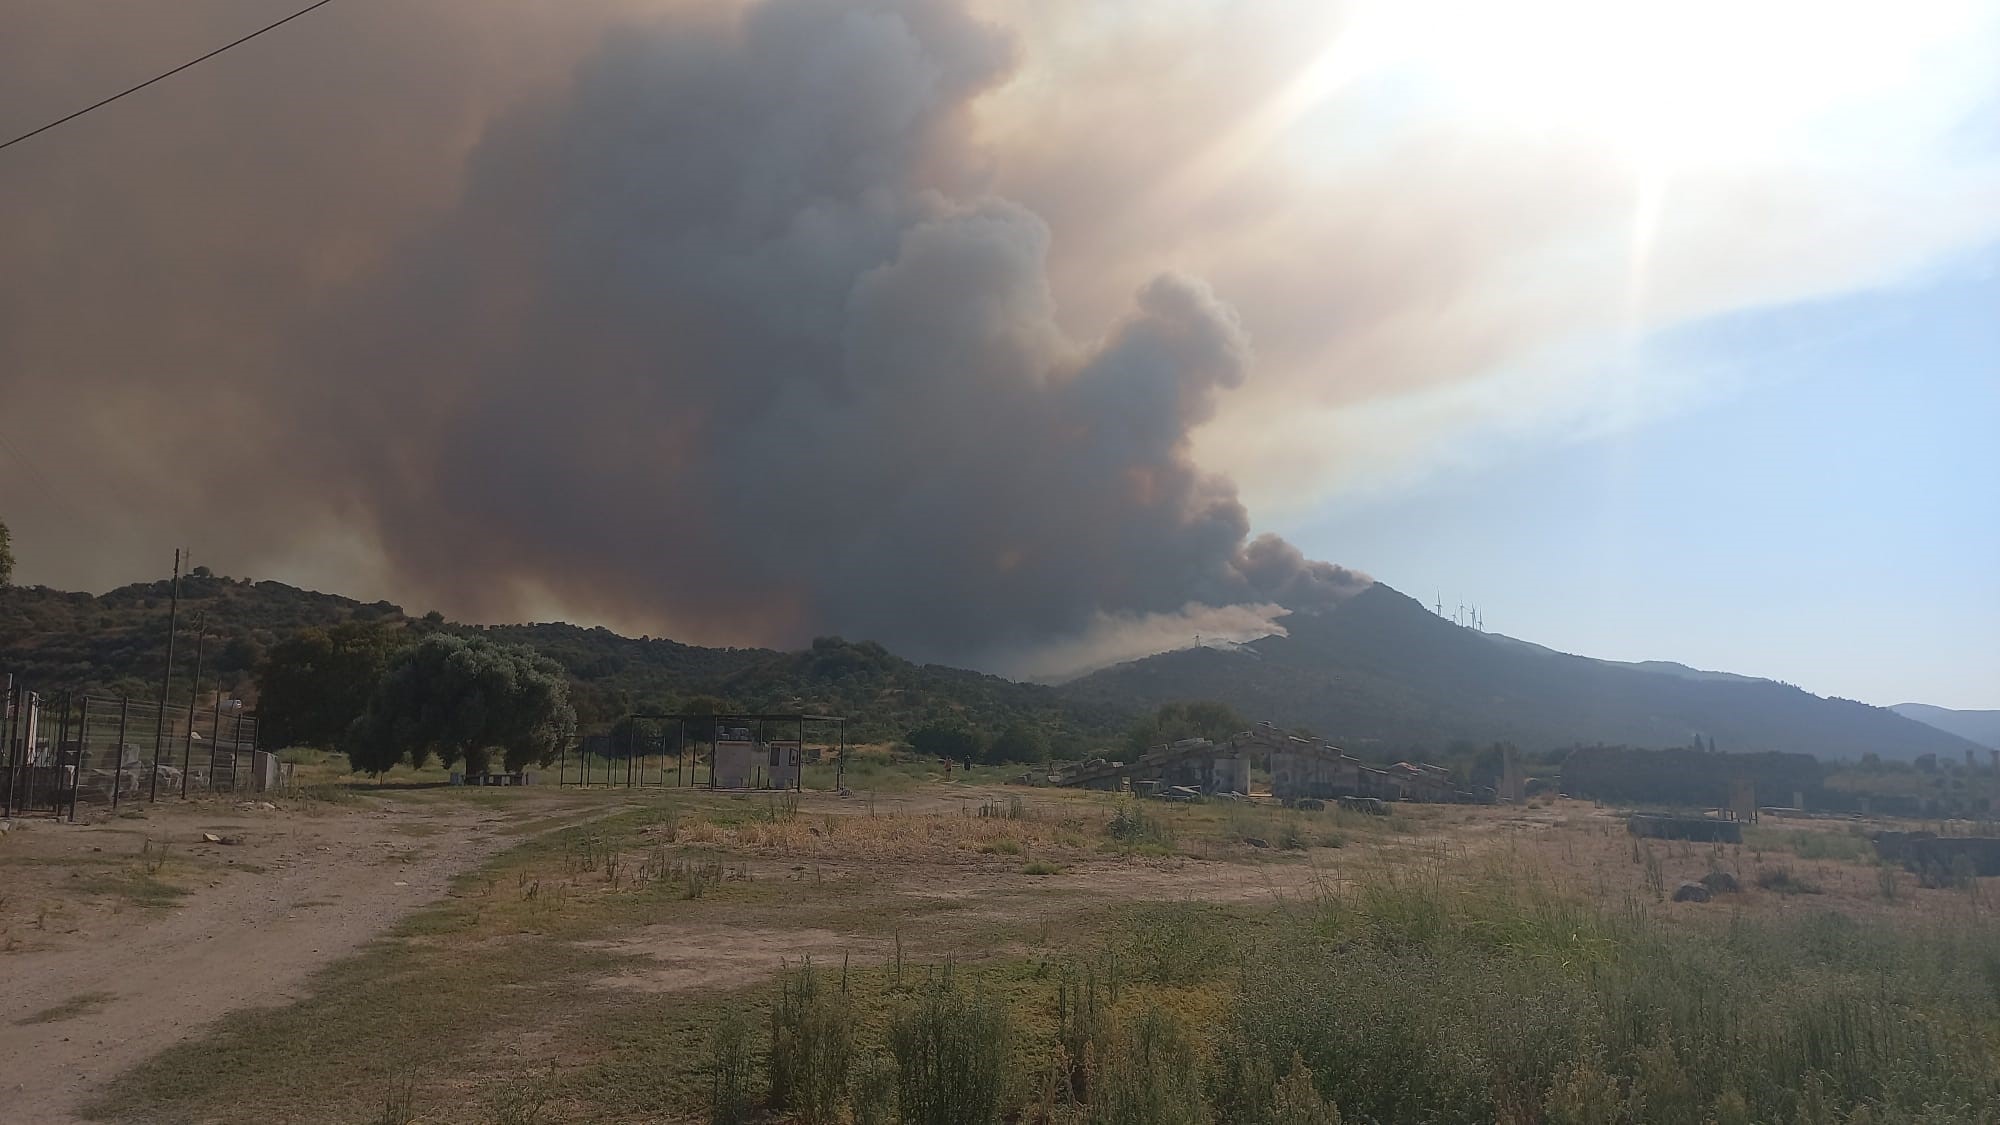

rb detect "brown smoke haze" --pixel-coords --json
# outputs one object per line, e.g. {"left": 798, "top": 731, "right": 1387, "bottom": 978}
{"left": 3, "top": 0, "right": 1992, "bottom": 673}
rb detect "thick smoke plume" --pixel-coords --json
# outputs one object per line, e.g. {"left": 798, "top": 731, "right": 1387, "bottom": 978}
{"left": 15, "top": 0, "right": 1974, "bottom": 673}
{"left": 289, "top": 0, "right": 1367, "bottom": 667}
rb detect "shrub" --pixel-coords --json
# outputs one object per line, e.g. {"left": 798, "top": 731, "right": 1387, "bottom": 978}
{"left": 1086, "top": 1004, "right": 1208, "bottom": 1125}
{"left": 768, "top": 960, "right": 852, "bottom": 1123}
{"left": 1106, "top": 802, "right": 1176, "bottom": 852}
{"left": 889, "top": 970, "right": 1008, "bottom": 1125}
{"left": 707, "top": 1013, "right": 755, "bottom": 1125}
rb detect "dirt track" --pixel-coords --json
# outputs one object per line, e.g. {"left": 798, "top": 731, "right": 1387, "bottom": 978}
{"left": 0, "top": 800, "right": 519, "bottom": 1123}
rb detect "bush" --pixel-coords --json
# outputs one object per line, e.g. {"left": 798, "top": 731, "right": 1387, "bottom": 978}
{"left": 1087, "top": 1004, "right": 1209, "bottom": 1125}
{"left": 1106, "top": 802, "right": 1176, "bottom": 852}
{"left": 707, "top": 1013, "right": 756, "bottom": 1125}
{"left": 768, "top": 960, "right": 852, "bottom": 1123}
{"left": 889, "top": 970, "right": 1008, "bottom": 1125}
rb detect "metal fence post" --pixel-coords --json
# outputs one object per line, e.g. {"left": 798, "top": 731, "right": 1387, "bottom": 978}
{"left": 111, "top": 696, "right": 130, "bottom": 810}
{"left": 69, "top": 697, "right": 88, "bottom": 822}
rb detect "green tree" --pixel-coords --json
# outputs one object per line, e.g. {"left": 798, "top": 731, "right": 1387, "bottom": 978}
{"left": 1126, "top": 701, "right": 1245, "bottom": 754}
{"left": 680, "top": 694, "right": 729, "bottom": 745}
{"left": 345, "top": 634, "right": 577, "bottom": 776}
{"left": 0, "top": 518, "right": 13, "bottom": 585}
{"left": 907, "top": 720, "right": 984, "bottom": 764}
{"left": 256, "top": 622, "right": 409, "bottom": 749}
{"left": 986, "top": 721, "right": 1050, "bottom": 765}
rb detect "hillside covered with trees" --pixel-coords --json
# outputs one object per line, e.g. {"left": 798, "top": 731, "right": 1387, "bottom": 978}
{"left": 6, "top": 572, "right": 1981, "bottom": 764}
{"left": 1061, "top": 583, "right": 1983, "bottom": 762}
{"left": 0, "top": 575, "right": 1127, "bottom": 743}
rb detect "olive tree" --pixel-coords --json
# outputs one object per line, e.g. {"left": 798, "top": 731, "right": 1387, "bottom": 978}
{"left": 345, "top": 634, "right": 576, "bottom": 776}
{"left": 257, "top": 622, "right": 409, "bottom": 750}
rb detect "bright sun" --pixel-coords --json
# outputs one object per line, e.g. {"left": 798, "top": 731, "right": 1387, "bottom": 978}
{"left": 1306, "top": 0, "right": 1968, "bottom": 170}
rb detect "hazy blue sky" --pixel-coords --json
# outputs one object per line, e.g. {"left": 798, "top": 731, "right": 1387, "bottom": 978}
{"left": 1294, "top": 249, "right": 1999, "bottom": 709}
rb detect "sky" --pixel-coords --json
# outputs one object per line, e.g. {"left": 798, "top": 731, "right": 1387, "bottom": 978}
{"left": 1, "top": 0, "right": 1996, "bottom": 706}
{"left": 1290, "top": 253, "right": 2000, "bottom": 709}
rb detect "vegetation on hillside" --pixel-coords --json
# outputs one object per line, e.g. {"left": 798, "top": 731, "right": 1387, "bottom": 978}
{"left": 0, "top": 576, "right": 1130, "bottom": 748}
{"left": 1064, "top": 584, "right": 1982, "bottom": 762}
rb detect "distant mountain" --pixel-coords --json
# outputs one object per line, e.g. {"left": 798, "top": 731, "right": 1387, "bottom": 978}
{"left": 1892, "top": 704, "right": 2000, "bottom": 750}
{"left": 0, "top": 578, "right": 1124, "bottom": 742}
{"left": 6, "top": 573, "right": 1975, "bottom": 760}
{"left": 1061, "top": 584, "right": 1980, "bottom": 762}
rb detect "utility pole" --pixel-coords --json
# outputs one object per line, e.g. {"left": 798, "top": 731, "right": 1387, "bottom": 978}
{"left": 180, "top": 610, "right": 207, "bottom": 799}
{"left": 149, "top": 549, "right": 181, "bottom": 803}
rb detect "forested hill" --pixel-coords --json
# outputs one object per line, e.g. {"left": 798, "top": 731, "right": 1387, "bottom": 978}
{"left": 1891, "top": 703, "right": 2000, "bottom": 750}
{"left": 6, "top": 574, "right": 1976, "bottom": 759}
{"left": 1060, "top": 583, "right": 1982, "bottom": 762}
{"left": 0, "top": 576, "right": 1124, "bottom": 741}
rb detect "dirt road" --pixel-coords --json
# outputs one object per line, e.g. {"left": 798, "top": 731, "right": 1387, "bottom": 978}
{"left": 0, "top": 800, "right": 522, "bottom": 1123}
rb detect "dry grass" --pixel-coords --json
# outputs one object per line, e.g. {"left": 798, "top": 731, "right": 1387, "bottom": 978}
{"left": 80, "top": 788, "right": 2000, "bottom": 1124}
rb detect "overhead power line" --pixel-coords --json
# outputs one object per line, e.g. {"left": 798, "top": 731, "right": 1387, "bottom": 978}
{"left": 0, "top": 0, "right": 340, "bottom": 154}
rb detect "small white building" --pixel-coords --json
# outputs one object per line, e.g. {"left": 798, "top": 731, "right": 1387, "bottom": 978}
{"left": 712, "top": 728, "right": 801, "bottom": 790}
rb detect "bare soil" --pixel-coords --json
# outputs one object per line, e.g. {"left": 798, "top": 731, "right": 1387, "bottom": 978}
{"left": 0, "top": 795, "right": 551, "bottom": 1123}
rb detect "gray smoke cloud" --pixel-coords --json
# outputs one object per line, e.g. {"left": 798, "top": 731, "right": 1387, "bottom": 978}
{"left": 277, "top": 0, "right": 1369, "bottom": 667}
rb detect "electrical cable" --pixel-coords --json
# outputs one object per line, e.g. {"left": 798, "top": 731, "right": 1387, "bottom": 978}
{"left": 0, "top": 0, "right": 340, "bottom": 153}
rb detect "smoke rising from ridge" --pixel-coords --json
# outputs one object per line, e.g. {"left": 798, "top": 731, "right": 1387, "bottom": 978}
{"left": 3, "top": 0, "right": 1990, "bottom": 674}
{"left": 284, "top": 0, "right": 1367, "bottom": 667}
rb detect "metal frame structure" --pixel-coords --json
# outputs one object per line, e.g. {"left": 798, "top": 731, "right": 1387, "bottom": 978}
{"left": 3, "top": 676, "right": 264, "bottom": 821}
{"left": 560, "top": 711, "right": 849, "bottom": 791}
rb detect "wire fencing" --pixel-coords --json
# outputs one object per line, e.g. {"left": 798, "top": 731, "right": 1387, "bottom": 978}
{"left": 2, "top": 676, "right": 274, "bottom": 821}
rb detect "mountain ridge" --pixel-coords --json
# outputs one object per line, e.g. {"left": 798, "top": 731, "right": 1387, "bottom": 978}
{"left": 1060, "top": 583, "right": 1980, "bottom": 761}
{"left": 3, "top": 574, "right": 1979, "bottom": 761}
{"left": 1891, "top": 703, "right": 2000, "bottom": 750}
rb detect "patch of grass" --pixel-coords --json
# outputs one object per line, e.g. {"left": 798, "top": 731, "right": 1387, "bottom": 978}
{"left": 1744, "top": 826, "right": 1874, "bottom": 864}
{"left": 87, "top": 785, "right": 2000, "bottom": 1125}
{"left": 75, "top": 869, "right": 189, "bottom": 908}
{"left": 1022, "top": 862, "right": 1064, "bottom": 876}
{"left": 1212, "top": 863, "right": 1996, "bottom": 1124}
{"left": 1754, "top": 866, "right": 1825, "bottom": 895}
{"left": 15, "top": 990, "right": 113, "bottom": 1025}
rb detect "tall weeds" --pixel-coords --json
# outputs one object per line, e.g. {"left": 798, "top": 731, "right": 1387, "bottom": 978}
{"left": 768, "top": 959, "right": 852, "bottom": 1123}
{"left": 889, "top": 967, "right": 1009, "bottom": 1125}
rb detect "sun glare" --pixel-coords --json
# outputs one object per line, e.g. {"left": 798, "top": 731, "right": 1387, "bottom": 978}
{"left": 1348, "top": 0, "right": 1961, "bottom": 169}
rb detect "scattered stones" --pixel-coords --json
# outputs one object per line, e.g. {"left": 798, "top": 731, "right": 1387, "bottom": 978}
{"left": 1672, "top": 882, "right": 1712, "bottom": 903}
